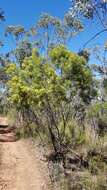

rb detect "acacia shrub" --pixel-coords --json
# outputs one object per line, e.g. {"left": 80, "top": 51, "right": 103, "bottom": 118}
{"left": 6, "top": 45, "right": 95, "bottom": 153}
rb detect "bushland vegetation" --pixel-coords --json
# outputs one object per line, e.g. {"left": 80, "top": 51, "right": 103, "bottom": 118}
{"left": 0, "top": 1, "right": 107, "bottom": 189}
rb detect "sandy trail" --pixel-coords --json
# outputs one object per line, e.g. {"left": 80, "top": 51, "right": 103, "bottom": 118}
{"left": 0, "top": 139, "right": 50, "bottom": 190}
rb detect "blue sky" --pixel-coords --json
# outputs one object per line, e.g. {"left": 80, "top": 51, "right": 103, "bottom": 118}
{"left": 0, "top": 0, "right": 107, "bottom": 56}
{"left": 0, "top": 0, "right": 69, "bottom": 53}
{"left": 1, "top": 0, "right": 70, "bottom": 26}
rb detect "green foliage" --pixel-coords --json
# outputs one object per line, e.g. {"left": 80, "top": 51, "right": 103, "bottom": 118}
{"left": 15, "top": 40, "right": 33, "bottom": 66}
{"left": 50, "top": 45, "right": 95, "bottom": 103}
{"left": 5, "top": 25, "right": 25, "bottom": 39}
{"left": 69, "top": 1, "right": 107, "bottom": 24}
{"left": 6, "top": 45, "right": 95, "bottom": 110}
{"left": 5, "top": 45, "right": 96, "bottom": 154}
{"left": 1, "top": 4, "right": 107, "bottom": 190}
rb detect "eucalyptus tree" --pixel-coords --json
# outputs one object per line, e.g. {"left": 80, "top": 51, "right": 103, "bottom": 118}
{"left": 28, "top": 13, "right": 83, "bottom": 56}
{"left": 5, "top": 25, "right": 25, "bottom": 42}
{"left": 0, "top": 9, "right": 7, "bottom": 114}
{"left": 68, "top": 0, "right": 107, "bottom": 48}
{"left": 91, "top": 44, "right": 107, "bottom": 101}
{"left": 4, "top": 13, "right": 84, "bottom": 68}
{"left": 14, "top": 40, "right": 33, "bottom": 67}
{"left": 4, "top": 24, "right": 33, "bottom": 68}
{"left": 69, "top": 0, "right": 107, "bottom": 25}
{"left": 0, "top": 8, "right": 5, "bottom": 82}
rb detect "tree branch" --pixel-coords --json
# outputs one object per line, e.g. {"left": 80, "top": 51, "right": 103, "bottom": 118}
{"left": 83, "top": 29, "right": 107, "bottom": 49}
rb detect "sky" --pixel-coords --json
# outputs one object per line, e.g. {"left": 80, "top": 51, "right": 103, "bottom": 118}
{"left": 1, "top": 0, "right": 70, "bottom": 26}
{"left": 0, "top": 0, "right": 107, "bottom": 57}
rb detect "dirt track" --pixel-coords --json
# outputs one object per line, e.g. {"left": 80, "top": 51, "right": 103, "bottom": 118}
{"left": 0, "top": 139, "right": 50, "bottom": 190}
